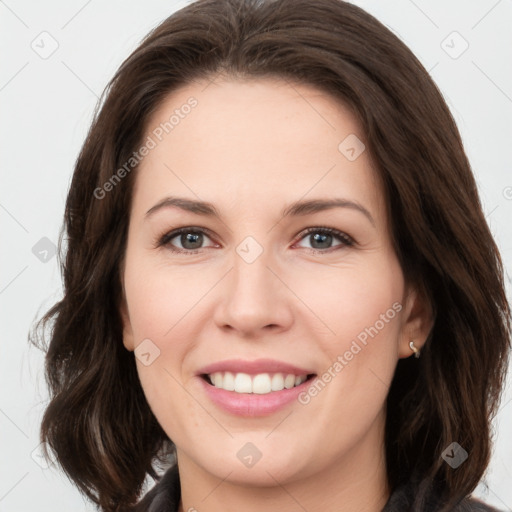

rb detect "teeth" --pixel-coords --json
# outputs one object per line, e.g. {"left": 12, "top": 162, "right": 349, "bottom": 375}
{"left": 271, "top": 373, "right": 284, "bottom": 391}
{"left": 284, "top": 374, "right": 296, "bottom": 389}
{"left": 207, "top": 372, "right": 308, "bottom": 394}
{"left": 252, "top": 374, "right": 271, "bottom": 394}
{"left": 212, "top": 372, "right": 223, "bottom": 388}
{"left": 223, "top": 371, "right": 235, "bottom": 391}
{"left": 234, "top": 372, "right": 252, "bottom": 393}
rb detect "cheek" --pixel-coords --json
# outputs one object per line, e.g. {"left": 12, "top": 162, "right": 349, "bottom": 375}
{"left": 123, "top": 259, "right": 204, "bottom": 435}
{"left": 123, "top": 253, "right": 217, "bottom": 403}
{"left": 289, "top": 254, "right": 404, "bottom": 356}
{"left": 124, "top": 258, "right": 204, "bottom": 342}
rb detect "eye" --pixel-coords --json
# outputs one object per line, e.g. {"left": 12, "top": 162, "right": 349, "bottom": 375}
{"left": 157, "top": 227, "right": 217, "bottom": 253}
{"left": 156, "top": 225, "right": 355, "bottom": 255}
{"left": 293, "top": 226, "right": 354, "bottom": 252}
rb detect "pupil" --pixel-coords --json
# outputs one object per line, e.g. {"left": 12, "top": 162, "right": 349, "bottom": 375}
{"left": 182, "top": 232, "right": 202, "bottom": 249}
{"left": 311, "top": 233, "right": 331, "bottom": 249}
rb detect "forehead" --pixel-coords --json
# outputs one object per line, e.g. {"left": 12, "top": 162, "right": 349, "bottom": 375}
{"left": 132, "top": 77, "right": 385, "bottom": 225}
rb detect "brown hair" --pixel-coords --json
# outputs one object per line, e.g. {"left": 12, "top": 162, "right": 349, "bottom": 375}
{"left": 30, "top": 0, "right": 511, "bottom": 511}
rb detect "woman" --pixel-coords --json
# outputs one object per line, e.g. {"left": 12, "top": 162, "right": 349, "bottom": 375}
{"left": 32, "top": 0, "right": 510, "bottom": 511}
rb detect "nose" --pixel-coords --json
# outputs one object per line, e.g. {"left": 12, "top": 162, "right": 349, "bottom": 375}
{"left": 213, "top": 247, "right": 294, "bottom": 337}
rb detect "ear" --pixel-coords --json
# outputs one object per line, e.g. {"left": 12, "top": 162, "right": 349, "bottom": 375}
{"left": 120, "top": 294, "right": 135, "bottom": 352}
{"left": 398, "top": 282, "right": 435, "bottom": 359}
{"left": 119, "top": 269, "right": 135, "bottom": 352}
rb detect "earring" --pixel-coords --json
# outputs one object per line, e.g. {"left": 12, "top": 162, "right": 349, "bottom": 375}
{"left": 409, "top": 341, "right": 421, "bottom": 358}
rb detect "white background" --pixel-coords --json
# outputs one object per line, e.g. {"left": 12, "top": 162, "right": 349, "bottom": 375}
{"left": 1, "top": 0, "right": 511, "bottom": 510}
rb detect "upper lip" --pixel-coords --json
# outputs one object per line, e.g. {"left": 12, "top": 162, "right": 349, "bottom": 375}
{"left": 197, "top": 358, "right": 316, "bottom": 376}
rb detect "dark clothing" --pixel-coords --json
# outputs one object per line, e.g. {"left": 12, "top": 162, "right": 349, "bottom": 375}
{"left": 132, "top": 465, "right": 181, "bottom": 512}
{"left": 132, "top": 464, "right": 504, "bottom": 512}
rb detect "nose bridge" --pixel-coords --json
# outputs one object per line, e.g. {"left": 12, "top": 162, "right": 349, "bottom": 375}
{"left": 230, "top": 240, "right": 276, "bottom": 306}
{"left": 214, "top": 236, "right": 293, "bottom": 334}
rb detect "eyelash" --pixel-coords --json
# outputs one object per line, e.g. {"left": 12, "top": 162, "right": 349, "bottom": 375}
{"left": 156, "top": 226, "right": 355, "bottom": 255}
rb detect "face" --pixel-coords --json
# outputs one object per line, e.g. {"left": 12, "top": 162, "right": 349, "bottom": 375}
{"left": 120, "top": 77, "right": 431, "bottom": 487}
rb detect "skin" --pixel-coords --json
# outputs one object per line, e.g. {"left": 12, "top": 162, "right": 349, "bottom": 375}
{"left": 120, "top": 77, "right": 433, "bottom": 512}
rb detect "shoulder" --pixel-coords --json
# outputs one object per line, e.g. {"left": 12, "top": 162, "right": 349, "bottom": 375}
{"left": 129, "top": 464, "right": 181, "bottom": 512}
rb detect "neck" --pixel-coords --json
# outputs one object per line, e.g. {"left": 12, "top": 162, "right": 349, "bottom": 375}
{"left": 176, "top": 412, "right": 390, "bottom": 512}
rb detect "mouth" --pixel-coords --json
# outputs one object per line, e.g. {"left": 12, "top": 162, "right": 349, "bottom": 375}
{"left": 200, "top": 372, "right": 317, "bottom": 395}
{"left": 195, "top": 358, "right": 318, "bottom": 415}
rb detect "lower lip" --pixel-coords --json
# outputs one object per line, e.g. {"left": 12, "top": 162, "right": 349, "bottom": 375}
{"left": 197, "top": 375, "right": 316, "bottom": 416}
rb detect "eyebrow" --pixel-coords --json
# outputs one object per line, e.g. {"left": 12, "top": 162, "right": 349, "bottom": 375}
{"left": 145, "top": 196, "right": 375, "bottom": 227}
